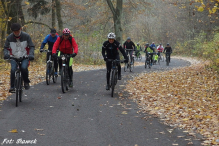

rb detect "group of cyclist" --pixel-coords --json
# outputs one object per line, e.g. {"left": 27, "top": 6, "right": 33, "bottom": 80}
{"left": 3, "top": 23, "right": 172, "bottom": 93}
{"left": 3, "top": 23, "right": 78, "bottom": 93}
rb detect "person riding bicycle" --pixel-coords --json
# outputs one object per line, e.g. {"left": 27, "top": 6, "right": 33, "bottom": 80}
{"left": 157, "top": 43, "right": 164, "bottom": 57}
{"left": 40, "top": 28, "right": 59, "bottom": 75}
{"left": 52, "top": 28, "right": 78, "bottom": 87}
{"left": 3, "top": 23, "right": 35, "bottom": 93}
{"left": 163, "top": 43, "right": 172, "bottom": 63}
{"left": 123, "top": 37, "right": 135, "bottom": 64}
{"left": 102, "top": 32, "right": 128, "bottom": 90}
{"left": 135, "top": 43, "right": 142, "bottom": 58}
{"left": 144, "top": 43, "right": 155, "bottom": 66}
{"left": 150, "top": 42, "right": 156, "bottom": 49}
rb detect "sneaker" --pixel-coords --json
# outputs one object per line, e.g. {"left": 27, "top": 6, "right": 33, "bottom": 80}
{"left": 9, "top": 88, "right": 15, "bottom": 93}
{"left": 106, "top": 84, "right": 110, "bottom": 90}
{"left": 118, "top": 74, "right": 121, "bottom": 80}
{"left": 24, "top": 82, "right": 30, "bottom": 90}
{"left": 69, "top": 81, "right": 73, "bottom": 87}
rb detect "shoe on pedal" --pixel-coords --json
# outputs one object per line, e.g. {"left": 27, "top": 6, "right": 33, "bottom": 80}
{"left": 118, "top": 74, "right": 121, "bottom": 80}
{"left": 9, "top": 87, "right": 15, "bottom": 93}
{"left": 24, "top": 82, "right": 30, "bottom": 90}
{"left": 106, "top": 84, "right": 110, "bottom": 90}
{"left": 69, "top": 81, "right": 73, "bottom": 87}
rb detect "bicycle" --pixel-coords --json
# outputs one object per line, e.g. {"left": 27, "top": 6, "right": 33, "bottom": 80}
{"left": 164, "top": 52, "right": 171, "bottom": 66}
{"left": 107, "top": 59, "right": 124, "bottom": 97}
{"left": 9, "top": 56, "right": 28, "bottom": 107}
{"left": 135, "top": 50, "right": 142, "bottom": 60}
{"left": 124, "top": 49, "right": 134, "bottom": 72}
{"left": 59, "top": 53, "right": 73, "bottom": 93}
{"left": 43, "top": 50, "right": 57, "bottom": 85}
{"left": 145, "top": 52, "right": 153, "bottom": 69}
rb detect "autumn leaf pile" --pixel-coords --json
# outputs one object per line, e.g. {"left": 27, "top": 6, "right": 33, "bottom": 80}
{"left": 124, "top": 60, "right": 219, "bottom": 145}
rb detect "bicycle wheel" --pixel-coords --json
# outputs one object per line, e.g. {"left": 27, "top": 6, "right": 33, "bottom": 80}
{"left": 124, "top": 63, "right": 127, "bottom": 72}
{"left": 145, "top": 60, "right": 147, "bottom": 68}
{"left": 139, "top": 54, "right": 142, "bottom": 60}
{"left": 111, "top": 70, "right": 116, "bottom": 97}
{"left": 65, "top": 66, "right": 69, "bottom": 91}
{"left": 52, "top": 63, "right": 57, "bottom": 83}
{"left": 149, "top": 58, "right": 151, "bottom": 69}
{"left": 158, "top": 56, "right": 160, "bottom": 65}
{"left": 15, "top": 72, "right": 20, "bottom": 107}
{"left": 130, "top": 58, "right": 134, "bottom": 72}
{"left": 46, "top": 63, "right": 51, "bottom": 85}
{"left": 19, "top": 78, "right": 23, "bottom": 102}
{"left": 61, "top": 66, "right": 67, "bottom": 93}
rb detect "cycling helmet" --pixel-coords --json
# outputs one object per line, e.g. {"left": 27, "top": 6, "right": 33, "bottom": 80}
{"left": 107, "top": 32, "right": 116, "bottom": 39}
{"left": 127, "top": 37, "right": 131, "bottom": 40}
{"left": 167, "top": 43, "right": 169, "bottom": 46}
{"left": 160, "top": 43, "right": 162, "bottom": 45}
{"left": 63, "top": 28, "right": 70, "bottom": 35}
{"left": 11, "top": 23, "right": 21, "bottom": 31}
{"left": 137, "top": 43, "right": 139, "bottom": 45}
{"left": 145, "top": 43, "right": 149, "bottom": 47}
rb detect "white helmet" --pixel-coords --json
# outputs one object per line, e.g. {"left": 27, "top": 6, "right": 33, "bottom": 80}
{"left": 108, "top": 32, "right": 116, "bottom": 39}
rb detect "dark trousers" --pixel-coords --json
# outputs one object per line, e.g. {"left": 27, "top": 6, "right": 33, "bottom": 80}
{"left": 106, "top": 55, "right": 121, "bottom": 84}
{"left": 10, "top": 59, "right": 29, "bottom": 88}
{"left": 47, "top": 52, "right": 58, "bottom": 72}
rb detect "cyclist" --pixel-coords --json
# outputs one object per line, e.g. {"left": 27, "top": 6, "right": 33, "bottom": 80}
{"left": 150, "top": 42, "right": 156, "bottom": 49}
{"left": 52, "top": 28, "right": 78, "bottom": 87}
{"left": 40, "top": 28, "right": 59, "bottom": 75}
{"left": 3, "top": 23, "right": 35, "bottom": 93}
{"left": 135, "top": 43, "right": 142, "bottom": 58}
{"left": 102, "top": 32, "right": 128, "bottom": 90}
{"left": 123, "top": 37, "right": 135, "bottom": 64}
{"left": 144, "top": 43, "right": 155, "bottom": 66}
{"left": 157, "top": 43, "right": 164, "bottom": 58}
{"left": 163, "top": 43, "right": 172, "bottom": 63}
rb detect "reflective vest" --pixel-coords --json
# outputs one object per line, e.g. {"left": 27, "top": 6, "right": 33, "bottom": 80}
{"left": 146, "top": 47, "right": 153, "bottom": 53}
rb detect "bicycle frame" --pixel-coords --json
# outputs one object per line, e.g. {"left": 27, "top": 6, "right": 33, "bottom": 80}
{"left": 60, "top": 54, "right": 71, "bottom": 93}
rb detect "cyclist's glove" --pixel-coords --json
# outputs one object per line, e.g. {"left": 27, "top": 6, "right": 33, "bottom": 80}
{"left": 71, "top": 53, "right": 77, "bottom": 57}
{"left": 52, "top": 53, "right": 57, "bottom": 59}
{"left": 40, "top": 49, "right": 44, "bottom": 53}
{"left": 4, "top": 54, "right": 10, "bottom": 60}
{"left": 28, "top": 55, "right": 34, "bottom": 61}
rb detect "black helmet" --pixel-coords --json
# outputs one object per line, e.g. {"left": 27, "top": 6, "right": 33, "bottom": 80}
{"left": 127, "top": 37, "right": 131, "bottom": 40}
{"left": 11, "top": 23, "right": 21, "bottom": 31}
{"left": 145, "top": 43, "right": 149, "bottom": 47}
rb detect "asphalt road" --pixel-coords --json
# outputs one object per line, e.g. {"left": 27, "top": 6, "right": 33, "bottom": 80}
{"left": 0, "top": 58, "right": 202, "bottom": 146}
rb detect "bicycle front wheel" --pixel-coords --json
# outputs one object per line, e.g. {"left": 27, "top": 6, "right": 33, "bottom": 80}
{"left": 145, "top": 60, "right": 147, "bottom": 68}
{"left": 111, "top": 70, "right": 116, "bottom": 97}
{"left": 15, "top": 72, "right": 20, "bottom": 107}
{"left": 139, "top": 54, "right": 142, "bottom": 60}
{"left": 130, "top": 58, "right": 134, "bottom": 72}
{"left": 46, "top": 63, "right": 51, "bottom": 85}
{"left": 61, "top": 66, "right": 67, "bottom": 93}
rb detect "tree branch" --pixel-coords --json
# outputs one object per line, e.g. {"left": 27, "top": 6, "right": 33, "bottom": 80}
{"left": 24, "top": 21, "right": 52, "bottom": 29}
{"left": 106, "top": 0, "right": 116, "bottom": 16}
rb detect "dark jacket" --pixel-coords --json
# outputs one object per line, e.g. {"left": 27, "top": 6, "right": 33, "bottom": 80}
{"left": 102, "top": 40, "right": 128, "bottom": 60}
{"left": 4, "top": 31, "right": 35, "bottom": 59}
{"left": 123, "top": 41, "right": 135, "bottom": 50}
{"left": 164, "top": 46, "right": 172, "bottom": 53}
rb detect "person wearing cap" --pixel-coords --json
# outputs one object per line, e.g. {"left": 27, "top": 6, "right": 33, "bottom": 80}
{"left": 123, "top": 37, "right": 135, "bottom": 64}
{"left": 102, "top": 32, "right": 128, "bottom": 90}
{"left": 52, "top": 28, "right": 78, "bottom": 87}
{"left": 40, "top": 28, "right": 59, "bottom": 75}
{"left": 3, "top": 23, "right": 35, "bottom": 93}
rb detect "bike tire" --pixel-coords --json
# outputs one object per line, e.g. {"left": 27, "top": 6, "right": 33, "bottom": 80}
{"left": 65, "top": 67, "right": 69, "bottom": 91}
{"left": 46, "top": 63, "right": 51, "bottom": 85}
{"left": 19, "top": 78, "right": 23, "bottom": 102}
{"left": 111, "top": 70, "right": 115, "bottom": 97}
{"left": 139, "top": 55, "right": 142, "bottom": 60}
{"left": 61, "top": 67, "right": 67, "bottom": 93}
{"left": 15, "top": 72, "right": 20, "bottom": 107}
{"left": 124, "top": 63, "right": 127, "bottom": 72}
{"left": 52, "top": 64, "right": 57, "bottom": 83}
{"left": 130, "top": 58, "right": 134, "bottom": 72}
{"left": 145, "top": 60, "right": 147, "bottom": 68}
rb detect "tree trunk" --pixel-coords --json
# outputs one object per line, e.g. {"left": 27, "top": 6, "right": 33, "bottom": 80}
{"left": 55, "top": 0, "right": 63, "bottom": 33}
{"left": 52, "top": 0, "right": 55, "bottom": 28}
{"left": 106, "top": 0, "right": 123, "bottom": 44}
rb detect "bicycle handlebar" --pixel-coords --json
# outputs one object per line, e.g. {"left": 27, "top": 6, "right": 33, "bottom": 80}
{"left": 125, "top": 49, "right": 134, "bottom": 51}
{"left": 7, "top": 56, "right": 28, "bottom": 62}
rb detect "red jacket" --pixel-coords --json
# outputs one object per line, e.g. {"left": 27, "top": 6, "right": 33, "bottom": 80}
{"left": 52, "top": 36, "right": 78, "bottom": 54}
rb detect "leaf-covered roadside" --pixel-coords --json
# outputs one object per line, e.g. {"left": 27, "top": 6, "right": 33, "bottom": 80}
{"left": 124, "top": 59, "right": 219, "bottom": 145}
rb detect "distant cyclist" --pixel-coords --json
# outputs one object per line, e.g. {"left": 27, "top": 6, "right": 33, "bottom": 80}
{"left": 144, "top": 43, "right": 155, "bottom": 66}
{"left": 135, "top": 43, "right": 142, "bottom": 57}
{"left": 157, "top": 43, "right": 164, "bottom": 57}
{"left": 52, "top": 28, "right": 78, "bottom": 87}
{"left": 102, "top": 32, "right": 128, "bottom": 90}
{"left": 150, "top": 42, "right": 156, "bottom": 49}
{"left": 3, "top": 23, "right": 35, "bottom": 93}
{"left": 163, "top": 43, "right": 172, "bottom": 63}
{"left": 40, "top": 28, "right": 59, "bottom": 75}
{"left": 123, "top": 37, "right": 135, "bottom": 64}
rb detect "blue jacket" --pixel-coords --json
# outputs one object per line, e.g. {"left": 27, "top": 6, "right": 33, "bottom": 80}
{"left": 40, "top": 34, "right": 59, "bottom": 51}
{"left": 150, "top": 44, "right": 156, "bottom": 48}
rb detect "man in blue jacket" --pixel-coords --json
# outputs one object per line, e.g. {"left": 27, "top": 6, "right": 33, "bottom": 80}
{"left": 40, "top": 29, "right": 59, "bottom": 75}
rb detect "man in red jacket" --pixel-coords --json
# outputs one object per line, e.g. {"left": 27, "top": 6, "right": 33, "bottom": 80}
{"left": 52, "top": 28, "right": 78, "bottom": 87}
